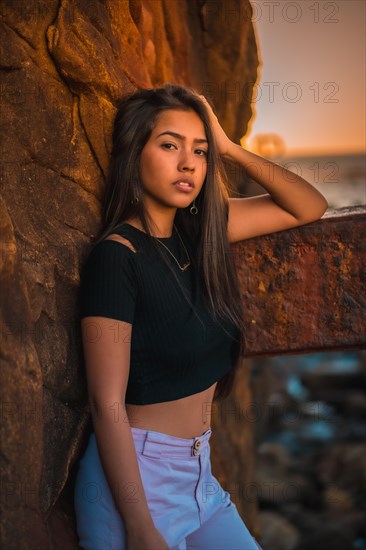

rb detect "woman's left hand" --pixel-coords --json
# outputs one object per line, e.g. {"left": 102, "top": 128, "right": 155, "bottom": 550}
{"left": 198, "top": 95, "right": 233, "bottom": 157}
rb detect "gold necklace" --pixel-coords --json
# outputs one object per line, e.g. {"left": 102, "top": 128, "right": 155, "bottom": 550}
{"left": 155, "top": 224, "right": 191, "bottom": 271}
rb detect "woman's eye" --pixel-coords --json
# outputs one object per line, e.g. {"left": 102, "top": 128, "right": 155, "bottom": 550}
{"left": 161, "top": 143, "right": 176, "bottom": 150}
{"left": 161, "top": 143, "right": 207, "bottom": 156}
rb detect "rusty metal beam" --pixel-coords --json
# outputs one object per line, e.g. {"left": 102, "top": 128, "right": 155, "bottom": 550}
{"left": 231, "top": 206, "right": 366, "bottom": 357}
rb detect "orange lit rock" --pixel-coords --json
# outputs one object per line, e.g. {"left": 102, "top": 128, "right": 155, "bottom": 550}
{"left": 0, "top": 0, "right": 259, "bottom": 547}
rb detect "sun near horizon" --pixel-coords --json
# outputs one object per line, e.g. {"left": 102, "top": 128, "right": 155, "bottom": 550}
{"left": 243, "top": 0, "right": 365, "bottom": 159}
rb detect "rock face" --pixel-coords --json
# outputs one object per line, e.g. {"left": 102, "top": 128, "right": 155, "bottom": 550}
{"left": 0, "top": 0, "right": 259, "bottom": 547}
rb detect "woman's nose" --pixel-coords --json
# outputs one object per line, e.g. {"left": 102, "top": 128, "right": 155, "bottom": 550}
{"left": 178, "top": 151, "right": 196, "bottom": 171}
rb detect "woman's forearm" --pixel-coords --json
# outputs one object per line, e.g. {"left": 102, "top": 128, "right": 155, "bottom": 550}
{"left": 223, "top": 142, "right": 328, "bottom": 221}
{"left": 91, "top": 406, "right": 155, "bottom": 536}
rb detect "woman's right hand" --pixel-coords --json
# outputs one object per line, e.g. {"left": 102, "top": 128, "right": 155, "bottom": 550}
{"left": 126, "top": 526, "right": 170, "bottom": 550}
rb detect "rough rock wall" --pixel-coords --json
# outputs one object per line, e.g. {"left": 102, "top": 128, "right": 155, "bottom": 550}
{"left": 0, "top": 0, "right": 259, "bottom": 547}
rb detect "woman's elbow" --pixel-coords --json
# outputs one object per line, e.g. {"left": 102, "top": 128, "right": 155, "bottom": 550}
{"left": 314, "top": 195, "right": 329, "bottom": 219}
{"left": 303, "top": 195, "right": 329, "bottom": 223}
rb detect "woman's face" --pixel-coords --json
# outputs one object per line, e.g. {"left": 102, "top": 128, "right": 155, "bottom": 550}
{"left": 139, "top": 108, "right": 208, "bottom": 214}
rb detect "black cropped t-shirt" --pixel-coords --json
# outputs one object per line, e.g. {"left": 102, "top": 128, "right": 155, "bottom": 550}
{"left": 79, "top": 223, "right": 241, "bottom": 405}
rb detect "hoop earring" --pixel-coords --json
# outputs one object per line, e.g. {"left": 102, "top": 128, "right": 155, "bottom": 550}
{"left": 190, "top": 199, "right": 198, "bottom": 215}
{"left": 130, "top": 196, "right": 140, "bottom": 205}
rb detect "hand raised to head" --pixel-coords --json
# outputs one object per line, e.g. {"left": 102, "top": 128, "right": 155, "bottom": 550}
{"left": 198, "top": 95, "right": 233, "bottom": 157}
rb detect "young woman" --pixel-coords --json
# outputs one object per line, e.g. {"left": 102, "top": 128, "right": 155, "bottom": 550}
{"left": 74, "top": 83, "right": 328, "bottom": 549}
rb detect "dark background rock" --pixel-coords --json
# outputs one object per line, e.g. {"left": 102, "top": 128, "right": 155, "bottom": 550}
{"left": 0, "top": 0, "right": 259, "bottom": 547}
{"left": 250, "top": 350, "right": 366, "bottom": 550}
{"left": 257, "top": 511, "right": 300, "bottom": 550}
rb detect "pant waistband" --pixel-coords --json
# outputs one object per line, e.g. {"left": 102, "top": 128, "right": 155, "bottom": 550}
{"left": 130, "top": 426, "right": 212, "bottom": 458}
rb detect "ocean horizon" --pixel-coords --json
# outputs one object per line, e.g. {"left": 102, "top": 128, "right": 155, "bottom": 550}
{"left": 276, "top": 151, "right": 365, "bottom": 209}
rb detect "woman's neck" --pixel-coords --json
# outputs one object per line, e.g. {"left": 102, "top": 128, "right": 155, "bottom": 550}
{"left": 124, "top": 216, "right": 175, "bottom": 238}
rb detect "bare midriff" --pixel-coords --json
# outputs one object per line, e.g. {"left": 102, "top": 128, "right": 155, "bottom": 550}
{"left": 125, "top": 382, "right": 217, "bottom": 439}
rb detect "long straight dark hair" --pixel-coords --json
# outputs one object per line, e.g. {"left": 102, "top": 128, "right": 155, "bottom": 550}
{"left": 93, "top": 83, "right": 245, "bottom": 401}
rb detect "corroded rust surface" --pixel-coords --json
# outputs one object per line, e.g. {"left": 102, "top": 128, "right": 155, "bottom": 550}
{"left": 232, "top": 206, "right": 366, "bottom": 357}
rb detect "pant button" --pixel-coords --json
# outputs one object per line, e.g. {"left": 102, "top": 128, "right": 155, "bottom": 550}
{"left": 193, "top": 439, "right": 201, "bottom": 456}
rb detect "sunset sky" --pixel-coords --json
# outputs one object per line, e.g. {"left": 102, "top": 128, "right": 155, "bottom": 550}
{"left": 245, "top": 0, "right": 365, "bottom": 156}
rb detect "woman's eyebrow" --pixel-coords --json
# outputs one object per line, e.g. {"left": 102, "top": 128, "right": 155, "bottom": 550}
{"left": 156, "top": 131, "right": 208, "bottom": 144}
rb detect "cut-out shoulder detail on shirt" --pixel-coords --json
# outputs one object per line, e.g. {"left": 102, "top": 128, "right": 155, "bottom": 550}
{"left": 104, "top": 234, "right": 137, "bottom": 253}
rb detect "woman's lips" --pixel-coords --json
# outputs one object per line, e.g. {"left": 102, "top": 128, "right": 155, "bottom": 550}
{"left": 174, "top": 181, "right": 194, "bottom": 192}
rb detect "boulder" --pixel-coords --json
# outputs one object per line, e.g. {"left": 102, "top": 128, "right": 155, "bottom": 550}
{"left": 0, "top": 0, "right": 259, "bottom": 547}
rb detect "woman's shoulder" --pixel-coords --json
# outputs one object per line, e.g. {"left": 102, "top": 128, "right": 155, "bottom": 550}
{"left": 81, "top": 235, "right": 138, "bottom": 279}
{"left": 88, "top": 227, "right": 140, "bottom": 256}
{"left": 79, "top": 236, "right": 138, "bottom": 322}
{"left": 102, "top": 233, "right": 137, "bottom": 254}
